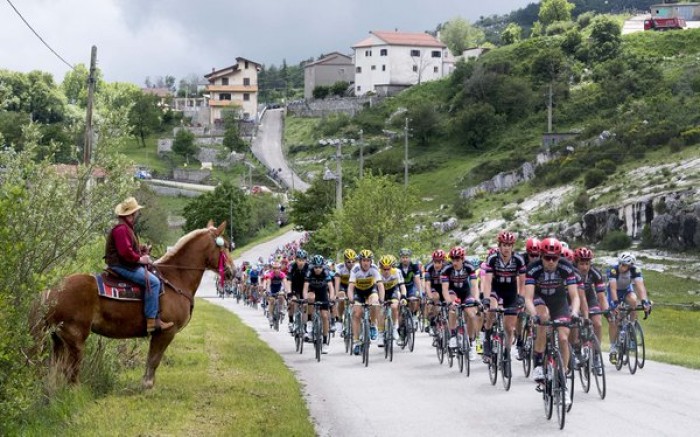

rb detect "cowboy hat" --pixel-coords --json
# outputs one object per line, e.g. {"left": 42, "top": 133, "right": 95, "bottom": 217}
{"left": 115, "top": 197, "right": 144, "bottom": 216}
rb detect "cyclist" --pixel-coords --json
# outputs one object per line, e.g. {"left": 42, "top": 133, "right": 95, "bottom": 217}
{"left": 524, "top": 237, "right": 580, "bottom": 397}
{"left": 572, "top": 247, "right": 608, "bottom": 371}
{"left": 303, "top": 254, "right": 336, "bottom": 354}
{"left": 443, "top": 246, "right": 479, "bottom": 360}
{"left": 347, "top": 249, "right": 385, "bottom": 355}
{"left": 264, "top": 261, "right": 288, "bottom": 327}
{"left": 248, "top": 263, "right": 263, "bottom": 306}
{"left": 378, "top": 255, "right": 405, "bottom": 347}
{"left": 482, "top": 231, "right": 527, "bottom": 363}
{"left": 522, "top": 237, "right": 541, "bottom": 266}
{"left": 286, "top": 249, "right": 310, "bottom": 333}
{"left": 334, "top": 249, "right": 357, "bottom": 334}
{"left": 397, "top": 248, "right": 422, "bottom": 328}
{"left": 424, "top": 249, "right": 449, "bottom": 335}
{"left": 607, "top": 252, "right": 651, "bottom": 364}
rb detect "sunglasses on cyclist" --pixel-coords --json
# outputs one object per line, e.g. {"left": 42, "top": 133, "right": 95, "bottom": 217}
{"left": 543, "top": 255, "right": 559, "bottom": 262}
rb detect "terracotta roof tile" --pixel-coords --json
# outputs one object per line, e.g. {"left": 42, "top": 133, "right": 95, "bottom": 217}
{"left": 353, "top": 31, "right": 446, "bottom": 48}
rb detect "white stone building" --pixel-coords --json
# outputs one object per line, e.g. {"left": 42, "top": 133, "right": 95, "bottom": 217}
{"left": 204, "top": 57, "right": 261, "bottom": 125}
{"left": 351, "top": 30, "right": 452, "bottom": 96}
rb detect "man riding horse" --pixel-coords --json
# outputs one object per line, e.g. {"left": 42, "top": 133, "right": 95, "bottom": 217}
{"left": 105, "top": 197, "right": 174, "bottom": 333}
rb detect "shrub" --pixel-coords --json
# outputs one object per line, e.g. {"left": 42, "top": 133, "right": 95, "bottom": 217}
{"left": 595, "top": 159, "right": 616, "bottom": 174}
{"left": 640, "top": 224, "right": 654, "bottom": 248}
{"left": 584, "top": 168, "right": 607, "bottom": 189}
{"left": 312, "top": 85, "right": 330, "bottom": 99}
{"left": 453, "top": 196, "right": 474, "bottom": 220}
{"left": 501, "top": 209, "right": 516, "bottom": 221}
{"left": 599, "top": 230, "right": 631, "bottom": 251}
{"left": 573, "top": 191, "right": 591, "bottom": 213}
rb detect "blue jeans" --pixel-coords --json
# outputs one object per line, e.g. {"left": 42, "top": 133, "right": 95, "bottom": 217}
{"left": 109, "top": 265, "right": 161, "bottom": 319}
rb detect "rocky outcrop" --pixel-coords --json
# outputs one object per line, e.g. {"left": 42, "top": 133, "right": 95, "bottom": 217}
{"left": 461, "top": 152, "right": 553, "bottom": 198}
{"left": 651, "top": 203, "right": 700, "bottom": 250}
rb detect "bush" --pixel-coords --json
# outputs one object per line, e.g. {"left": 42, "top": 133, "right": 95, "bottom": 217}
{"left": 595, "top": 159, "right": 616, "bottom": 174}
{"left": 453, "top": 196, "right": 474, "bottom": 220}
{"left": 573, "top": 191, "right": 590, "bottom": 213}
{"left": 599, "top": 230, "right": 631, "bottom": 251}
{"left": 312, "top": 85, "right": 330, "bottom": 99}
{"left": 501, "top": 209, "right": 516, "bottom": 221}
{"left": 640, "top": 224, "right": 654, "bottom": 248}
{"left": 584, "top": 168, "right": 607, "bottom": 189}
{"left": 681, "top": 127, "right": 700, "bottom": 145}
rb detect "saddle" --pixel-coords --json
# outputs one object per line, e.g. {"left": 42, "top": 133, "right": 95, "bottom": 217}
{"left": 96, "top": 269, "right": 153, "bottom": 301}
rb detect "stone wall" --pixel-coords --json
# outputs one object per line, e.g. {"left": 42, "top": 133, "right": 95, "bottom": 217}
{"left": 287, "top": 96, "right": 385, "bottom": 118}
{"left": 173, "top": 168, "right": 211, "bottom": 183}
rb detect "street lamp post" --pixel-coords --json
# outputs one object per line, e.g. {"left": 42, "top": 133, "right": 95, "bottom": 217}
{"left": 359, "top": 129, "right": 364, "bottom": 179}
{"left": 335, "top": 139, "right": 343, "bottom": 210}
{"left": 404, "top": 117, "right": 409, "bottom": 189}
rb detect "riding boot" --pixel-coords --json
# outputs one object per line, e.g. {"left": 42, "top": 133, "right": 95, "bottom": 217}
{"left": 147, "top": 318, "right": 174, "bottom": 333}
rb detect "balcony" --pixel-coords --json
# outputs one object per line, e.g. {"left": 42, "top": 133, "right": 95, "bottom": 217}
{"left": 208, "top": 100, "right": 240, "bottom": 107}
{"left": 206, "top": 85, "right": 259, "bottom": 93}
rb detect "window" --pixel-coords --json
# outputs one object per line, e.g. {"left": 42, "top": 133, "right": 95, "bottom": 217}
{"left": 356, "top": 66, "right": 362, "bottom": 73}
{"left": 243, "top": 93, "right": 250, "bottom": 101}
{"left": 357, "top": 85, "right": 361, "bottom": 92}
{"left": 382, "top": 65, "right": 386, "bottom": 71}
{"left": 410, "top": 49, "right": 420, "bottom": 57}
{"left": 365, "top": 50, "right": 372, "bottom": 56}
{"left": 221, "top": 77, "right": 229, "bottom": 85}
{"left": 434, "top": 66, "right": 439, "bottom": 73}
{"left": 371, "top": 65, "right": 376, "bottom": 70}
{"left": 243, "top": 78, "right": 250, "bottom": 86}
{"left": 412, "top": 65, "right": 418, "bottom": 72}
{"left": 380, "top": 49, "right": 388, "bottom": 56}
{"left": 431, "top": 50, "right": 441, "bottom": 58}
{"left": 244, "top": 61, "right": 249, "bottom": 69}
{"left": 220, "top": 93, "right": 231, "bottom": 100}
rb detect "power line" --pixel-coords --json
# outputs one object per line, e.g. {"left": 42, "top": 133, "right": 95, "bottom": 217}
{"left": 5, "top": 0, "right": 75, "bottom": 70}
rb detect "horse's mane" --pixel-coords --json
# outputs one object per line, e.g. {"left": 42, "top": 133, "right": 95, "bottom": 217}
{"left": 156, "top": 227, "right": 212, "bottom": 264}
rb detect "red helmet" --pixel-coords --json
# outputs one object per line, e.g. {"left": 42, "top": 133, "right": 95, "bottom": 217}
{"left": 539, "top": 237, "right": 562, "bottom": 257}
{"left": 449, "top": 246, "right": 465, "bottom": 260}
{"left": 562, "top": 248, "right": 575, "bottom": 262}
{"left": 498, "top": 231, "right": 516, "bottom": 245}
{"left": 432, "top": 249, "right": 446, "bottom": 262}
{"left": 575, "top": 247, "right": 594, "bottom": 261}
{"left": 526, "top": 237, "right": 541, "bottom": 255}
{"left": 487, "top": 247, "right": 499, "bottom": 256}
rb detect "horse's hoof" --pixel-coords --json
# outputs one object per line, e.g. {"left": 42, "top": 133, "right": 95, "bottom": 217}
{"left": 142, "top": 378, "right": 154, "bottom": 390}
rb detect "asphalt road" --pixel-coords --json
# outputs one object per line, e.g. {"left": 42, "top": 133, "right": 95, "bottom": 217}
{"left": 251, "top": 108, "right": 310, "bottom": 192}
{"left": 198, "top": 231, "right": 700, "bottom": 436}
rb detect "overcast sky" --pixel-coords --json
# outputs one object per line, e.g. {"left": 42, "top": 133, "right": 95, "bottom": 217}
{"left": 1, "top": 0, "right": 536, "bottom": 86}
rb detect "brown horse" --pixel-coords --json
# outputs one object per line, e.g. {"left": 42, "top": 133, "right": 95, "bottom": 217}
{"left": 33, "top": 222, "right": 229, "bottom": 389}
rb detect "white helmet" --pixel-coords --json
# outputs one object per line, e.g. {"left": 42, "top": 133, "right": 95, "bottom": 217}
{"left": 560, "top": 241, "right": 570, "bottom": 249}
{"left": 618, "top": 252, "right": 635, "bottom": 266}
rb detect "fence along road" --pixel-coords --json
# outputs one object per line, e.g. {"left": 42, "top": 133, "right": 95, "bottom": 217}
{"left": 198, "top": 231, "right": 700, "bottom": 437}
{"left": 251, "top": 108, "right": 309, "bottom": 192}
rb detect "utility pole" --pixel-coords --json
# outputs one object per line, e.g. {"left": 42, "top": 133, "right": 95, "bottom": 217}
{"left": 359, "top": 129, "right": 364, "bottom": 179}
{"left": 229, "top": 196, "right": 234, "bottom": 247}
{"left": 404, "top": 117, "right": 409, "bottom": 189}
{"left": 336, "top": 140, "right": 343, "bottom": 210}
{"left": 547, "top": 83, "right": 553, "bottom": 133}
{"left": 83, "top": 46, "right": 97, "bottom": 164}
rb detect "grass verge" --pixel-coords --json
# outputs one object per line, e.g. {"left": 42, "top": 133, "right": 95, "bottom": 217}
{"left": 17, "top": 300, "right": 315, "bottom": 436}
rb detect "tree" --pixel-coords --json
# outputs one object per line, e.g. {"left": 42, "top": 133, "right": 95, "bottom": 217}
{"left": 61, "top": 64, "right": 105, "bottom": 107}
{"left": 501, "top": 23, "right": 522, "bottom": 45}
{"left": 288, "top": 176, "right": 336, "bottom": 231}
{"left": 128, "top": 91, "right": 161, "bottom": 146}
{"left": 440, "top": 17, "right": 486, "bottom": 55}
{"left": 538, "top": 0, "right": 575, "bottom": 28}
{"left": 221, "top": 110, "right": 247, "bottom": 153}
{"left": 133, "top": 184, "right": 170, "bottom": 246}
{"left": 409, "top": 102, "right": 439, "bottom": 146}
{"left": 182, "top": 181, "right": 250, "bottom": 244}
{"left": 164, "top": 75, "right": 176, "bottom": 91}
{"left": 588, "top": 15, "right": 622, "bottom": 63}
{"left": 172, "top": 128, "right": 198, "bottom": 161}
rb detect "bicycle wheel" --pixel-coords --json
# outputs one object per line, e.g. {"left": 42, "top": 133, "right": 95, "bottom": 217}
{"left": 273, "top": 302, "right": 280, "bottom": 332}
{"left": 627, "top": 324, "right": 638, "bottom": 374}
{"left": 297, "top": 315, "right": 304, "bottom": 355}
{"left": 294, "top": 316, "right": 301, "bottom": 353}
{"left": 615, "top": 333, "right": 625, "bottom": 371}
{"left": 553, "top": 350, "right": 567, "bottom": 430}
{"left": 522, "top": 326, "right": 533, "bottom": 378}
{"left": 406, "top": 314, "right": 416, "bottom": 352}
{"left": 501, "top": 343, "right": 512, "bottom": 391}
{"left": 435, "top": 326, "right": 445, "bottom": 364}
{"left": 363, "top": 316, "right": 370, "bottom": 367}
{"left": 543, "top": 355, "right": 554, "bottom": 420}
{"left": 579, "top": 343, "right": 591, "bottom": 394}
{"left": 566, "top": 350, "right": 575, "bottom": 413}
{"left": 315, "top": 315, "right": 323, "bottom": 362}
{"left": 488, "top": 339, "right": 499, "bottom": 386}
{"left": 457, "top": 330, "right": 465, "bottom": 373}
{"left": 592, "top": 337, "right": 606, "bottom": 400}
{"left": 463, "top": 334, "right": 471, "bottom": 377}
{"left": 344, "top": 315, "right": 352, "bottom": 354}
{"left": 634, "top": 320, "right": 645, "bottom": 369}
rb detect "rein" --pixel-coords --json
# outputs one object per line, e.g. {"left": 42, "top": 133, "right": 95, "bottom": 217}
{"left": 149, "top": 265, "right": 196, "bottom": 313}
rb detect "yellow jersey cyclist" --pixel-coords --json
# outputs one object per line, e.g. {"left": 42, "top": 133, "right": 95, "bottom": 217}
{"left": 607, "top": 252, "right": 651, "bottom": 364}
{"left": 347, "top": 249, "right": 386, "bottom": 355}
{"left": 443, "top": 246, "right": 480, "bottom": 360}
{"left": 397, "top": 248, "right": 423, "bottom": 328}
{"left": 334, "top": 248, "right": 357, "bottom": 334}
{"left": 378, "top": 255, "right": 406, "bottom": 347}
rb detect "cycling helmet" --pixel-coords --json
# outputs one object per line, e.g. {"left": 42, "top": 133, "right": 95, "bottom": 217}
{"left": 497, "top": 231, "right": 516, "bottom": 245}
{"left": 358, "top": 249, "right": 374, "bottom": 260}
{"left": 467, "top": 256, "right": 480, "bottom": 266}
{"left": 310, "top": 254, "right": 325, "bottom": 267}
{"left": 618, "top": 252, "right": 635, "bottom": 266}
{"left": 398, "top": 248, "right": 412, "bottom": 257}
{"left": 343, "top": 248, "right": 357, "bottom": 261}
{"left": 271, "top": 261, "right": 281, "bottom": 269}
{"left": 295, "top": 249, "right": 308, "bottom": 259}
{"left": 574, "top": 247, "right": 593, "bottom": 261}
{"left": 562, "top": 247, "right": 575, "bottom": 262}
{"left": 539, "top": 237, "right": 562, "bottom": 257}
{"left": 378, "top": 255, "right": 394, "bottom": 269}
{"left": 561, "top": 241, "right": 570, "bottom": 250}
{"left": 432, "top": 249, "right": 446, "bottom": 262}
{"left": 487, "top": 247, "right": 499, "bottom": 256}
{"left": 449, "top": 246, "right": 465, "bottom": 260}
{"left": 525, "top": 237, "right": 541, "bottom": 256}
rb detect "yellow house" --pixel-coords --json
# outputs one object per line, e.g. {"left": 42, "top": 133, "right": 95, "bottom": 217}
{"left": 204, "top": 57, "right": 261, "bottom": 125}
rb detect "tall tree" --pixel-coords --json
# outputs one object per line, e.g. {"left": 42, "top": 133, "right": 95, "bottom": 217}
{"left": 128, "top": 91, "right": 161, "bottom": 147}
{"left": 172, "top": 127, "right": 198, "bottom": 161}
{"left": 440, "top": 17, "right": 486, "bottom": 55}
{"left": 182, "top": 181, "right": 250, "bottom": 243}
{"left": 588, "top": 15, "right": 622, "bottom": 63}
{"left": 501, "top": 23, "right": 523, "bottom": 45}
{"left": 538, "top": 0, "right": 575, "bottom": 28}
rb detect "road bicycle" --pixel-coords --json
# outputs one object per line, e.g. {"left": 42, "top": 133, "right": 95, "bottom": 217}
{"left": 519, "top": 311, "right": 535, "bottom": 378}
{"left": 292, "top": 298, "right": 307, "bottom": 354}
{"left": 337, "top": 297, "right": 353, "bottom": 354}
{"left": 612, "top": 302, "right": 650, "bottom": 374}
{"left": 398, "top": 297, "right": 418, "bottom": 353}
{"left": 382, "top": 301, "right": 396, "bottom": 362}
{"left": 575, "top": 310, "right": 606, "bottom": 400}
{"left": 356, "top": 302, "right": 379, "bottom": 367}
{"left": 487, "top": 307, "right": 512, "bottom": 390}
{"left": 455, "top": 301, "right": 479, "bottom": 377}
{"left": 535, "top": 318, "right": 573, "bottom": 430}
{"left": 432, "top": 302, "right": 450, "bottom": 366}
{"left": 310, "top": 301, "right": 326, "bottom": 362}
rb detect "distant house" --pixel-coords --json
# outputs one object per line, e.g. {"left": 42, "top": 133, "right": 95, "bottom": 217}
{"left": 650, "top": 2, "right": 700, "bottom": 20}
{"left": 204, "top": 57, "right": 261, "bottom": 125}
{"left": 461, "top": 47, "right": 491, "bottom": 60}
{"left": 142, "top": 87, "right": 173, "bottom": 108}
{"left": 303, "top": 52, "right": 354, "bottom": 99}
{"left": 351, "top": 30, "right": 452, "bottom": 97}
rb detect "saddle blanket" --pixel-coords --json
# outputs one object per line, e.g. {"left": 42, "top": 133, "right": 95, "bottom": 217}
{"left": 95, "top": 272, "right": 143, "bottom": 301}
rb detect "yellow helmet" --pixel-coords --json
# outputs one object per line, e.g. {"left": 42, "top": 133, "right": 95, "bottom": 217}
{"left": 378, "top": 255, "right": 394, "bottom": 269}
{"left": 358, "top": 249, "right": 374, "bottom": 260}
{"left": 343, "top": 248, "right": 357, "bottom": 261}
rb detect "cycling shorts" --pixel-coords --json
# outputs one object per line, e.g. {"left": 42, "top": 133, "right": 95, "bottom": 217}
{"left": 354, "top": 288, "right": 378, "bottom": 304}
{"left": 534, "top": 297, "right": 570, "bottom": 320}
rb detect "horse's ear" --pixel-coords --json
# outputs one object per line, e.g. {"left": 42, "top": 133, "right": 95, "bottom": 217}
{"left": 216, "top": 221, "right": 227, "bottom": 236}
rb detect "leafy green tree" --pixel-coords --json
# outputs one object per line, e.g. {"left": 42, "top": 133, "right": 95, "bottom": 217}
{"left": 531, "top": 21, "right": 544, "bottom": 37}
{"left": 313, "top": 85, "right": 330, "bottom": 99}
{"left": 182, "top": 181, "right": 250, "bottom": 244}
{"left": 588, "top": 15, "right": 622, "bottom": 63}
{"left": 409, "top": 102, "right": 439, "bottom": 146}
{"left": 440, "top": 17, "right": 486, "bottom": 55}
{"left": 61, "top": 64, "right": 104, "bottom": 107}
{"left": 330, "top": 81, "right": 350, "bottom": 97}
{"left": 172, "top": 127, "right": 198, "bottom": 161}
{"left": 133, "top": 184, "right": 170, "bottom": 246}
{"left": 221, "top": 110, "right": 247, "bottom": 153}
{"left": 501, "top": 23, "right": 522, "bottom": 45}
{"left": 289, "top": 176, "right": 336, "bottom": 231}
{"left": 128, "top": 91, "right": 161, "bottom": 146}
{"left": 538, "top": 0, "right": 575, "bottom": 28}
